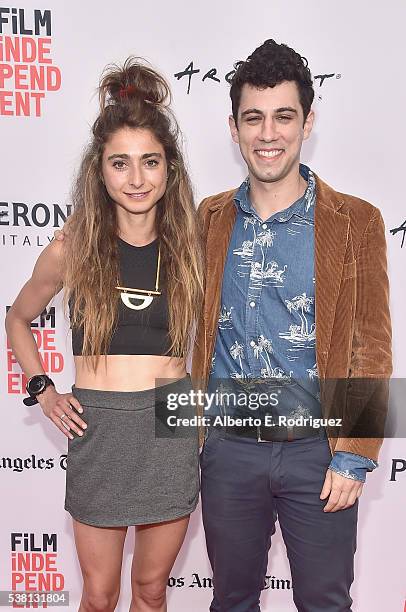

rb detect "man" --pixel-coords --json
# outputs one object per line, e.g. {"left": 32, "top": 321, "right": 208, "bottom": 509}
{"left": 192, "top": 39, "right": 392, "bottom": 611}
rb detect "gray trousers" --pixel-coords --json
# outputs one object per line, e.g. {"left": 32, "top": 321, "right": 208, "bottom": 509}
{"left": 200, "top": 428, "right": 358, "bottom": 612}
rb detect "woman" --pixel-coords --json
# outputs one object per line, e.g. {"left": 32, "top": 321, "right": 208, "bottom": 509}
{"left": 6, "top": 57, "right": 204, "bottom": 612}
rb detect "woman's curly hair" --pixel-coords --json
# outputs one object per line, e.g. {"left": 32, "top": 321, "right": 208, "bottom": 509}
{"left": 64, "top": 57, "right": 204, "bottom": 364}
{"left": 230, "top": 39, "right": 314, "bottom": 124}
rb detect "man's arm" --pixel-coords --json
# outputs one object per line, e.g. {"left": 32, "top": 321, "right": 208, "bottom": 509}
{"left": 334, "top": 208, "right": 392, "bottom": 458}
{"left": 321, "top": 207, "right": 392, "bottom": 511}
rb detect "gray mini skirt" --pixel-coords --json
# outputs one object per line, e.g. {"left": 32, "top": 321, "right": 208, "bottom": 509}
{"left": 65, "top": 376, "right": 199, "bottom": 527}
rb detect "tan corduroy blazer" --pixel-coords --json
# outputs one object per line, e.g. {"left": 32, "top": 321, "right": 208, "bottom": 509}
{"left": 191, "top": 174, "right": 392, "bottom": 461}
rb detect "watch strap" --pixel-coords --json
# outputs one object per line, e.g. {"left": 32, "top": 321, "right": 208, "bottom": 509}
{"left": 23, "top": 395, "right": 39, "bottom": 406}
{"left": 24, "top": 375, "right": 55, "bottom": 406}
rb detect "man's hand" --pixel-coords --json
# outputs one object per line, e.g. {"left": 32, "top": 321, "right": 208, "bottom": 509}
{"left": 320, "top": 469, "right": 363, "bottom": 512}
{"left": 53, "top": 217, "right": 71, "bottom": 241}
{"left": 54, "top": 229, "right": 65, "bottom": 240}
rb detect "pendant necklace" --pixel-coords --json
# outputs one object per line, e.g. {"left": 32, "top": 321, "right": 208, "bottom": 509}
{"left": 116, "top": 246, "right": 161, "bottom": 311}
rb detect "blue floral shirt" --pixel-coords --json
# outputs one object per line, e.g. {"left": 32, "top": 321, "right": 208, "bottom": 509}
{"left": 208, "top": 164, "right": 377, "bottom": 482}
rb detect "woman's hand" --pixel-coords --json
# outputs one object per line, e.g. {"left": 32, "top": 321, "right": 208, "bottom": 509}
{"left": 38, "top": 385, "right": 87, "bottom": 440}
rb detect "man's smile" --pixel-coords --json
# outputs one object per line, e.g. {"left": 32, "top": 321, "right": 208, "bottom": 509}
{"left": 255, "top": 148, "right": 284, "bottom": 160}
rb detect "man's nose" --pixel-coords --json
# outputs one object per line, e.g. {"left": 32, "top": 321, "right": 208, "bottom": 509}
{"left": 260, "top": 117, "right": 277, "bottom": 142}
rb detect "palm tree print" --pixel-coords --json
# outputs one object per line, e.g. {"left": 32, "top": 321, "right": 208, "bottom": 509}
{"left": 306, "top": 363, "right": 318, "bottom": 380}
{"left": 257, "top": 335, "right": 273, "bottom": 372}
{"left": 251, "top": 335, "right": 291, "bottom": 379}
{"left": 304, "top": 171, "right": 316, "bottom": 212}
{"left": 252, "top": 335, "right": 273, "bottom": 376}
{"left": 230, "top": 340, "right": 245, "bottom": 378}
{"left": 243, "top": 216, "right": 257, "bottom": 241}
{"left": 285, "top": 293, "right": 314, "bottom": 337}
{"left": 233, "top": 217, "right": 257, "bottom": 261}
{"left": 218, "top": 305, "right": 234, "bottom": 329}
{"left": 256, "top": 229, "right": 276, "bottom": 273}
{"left": 289, "top": 404, "right": 312, "bottom": 419}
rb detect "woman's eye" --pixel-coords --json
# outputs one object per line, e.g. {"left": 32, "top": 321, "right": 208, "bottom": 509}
{"left": 145, "top": 159, "right": 159, "bottom": 167}
{"left": 112, "top": 160, "right": 126, "bottom": 170}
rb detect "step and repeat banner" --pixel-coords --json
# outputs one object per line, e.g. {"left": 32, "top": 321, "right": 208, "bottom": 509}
{"left": 1, "top": 1, "right": 405, "bottom": 610}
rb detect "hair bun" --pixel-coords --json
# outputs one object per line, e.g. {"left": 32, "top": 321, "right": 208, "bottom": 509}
{"left": 98, "top": 56, "right": 171, "bottom": 111}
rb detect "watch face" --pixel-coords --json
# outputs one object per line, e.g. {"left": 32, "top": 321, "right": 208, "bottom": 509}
{"left": 27, "top": 376, "right": 46, "bottom": 395}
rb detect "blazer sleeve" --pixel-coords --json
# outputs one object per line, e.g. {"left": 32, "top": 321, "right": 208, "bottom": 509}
{"left": 333, "top": 208, "right": 392, "bottom": 460}
{"left": 351, "top": 209, "right": 392, "bottom": 378}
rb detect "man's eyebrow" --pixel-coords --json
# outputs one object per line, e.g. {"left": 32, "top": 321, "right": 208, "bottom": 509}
{"left": 107, "top": 152, "right": 163, "bottom": 160}
{"left": 240, "top": 108, "right": 264, "bottom": 118}
{"left": 274, "top": 107, "right": 297, "bottom": 114}
{"left": 240, "top": 106, "right": 298, "bottom": 118}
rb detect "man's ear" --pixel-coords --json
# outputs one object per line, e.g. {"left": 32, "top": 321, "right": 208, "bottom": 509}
{"left": 229, "top": 114, "right": 239, "bottom": 144}
{"left": 303, "top": 109, "right": 314, "bottom": 141}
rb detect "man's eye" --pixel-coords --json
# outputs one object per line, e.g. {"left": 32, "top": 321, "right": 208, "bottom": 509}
{"left": 246, "top": 116, "right": 261, "bottom": 123}
{"left": 277, "top": 116, "right": 291, "bottom": 122}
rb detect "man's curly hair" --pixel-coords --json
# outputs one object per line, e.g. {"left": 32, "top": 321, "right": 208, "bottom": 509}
{"left": 230, "top": 39, "right": 314, "bottom": 125}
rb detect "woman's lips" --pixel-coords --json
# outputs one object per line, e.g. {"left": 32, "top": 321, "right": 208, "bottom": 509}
{"left": 125, "top": 191, "right": 152, "bottom": 200}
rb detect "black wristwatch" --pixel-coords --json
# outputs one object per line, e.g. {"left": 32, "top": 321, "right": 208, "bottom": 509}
{"left": 23, "top": 375, "right": 55, "bottom": 406}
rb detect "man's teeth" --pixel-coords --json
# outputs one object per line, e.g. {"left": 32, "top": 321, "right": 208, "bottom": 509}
{"left": 257, "top": 150, "right": 283, "bottom": 158}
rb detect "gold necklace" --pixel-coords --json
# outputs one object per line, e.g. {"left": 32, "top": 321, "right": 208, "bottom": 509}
{"left": 116, "top": 246, "right": 161, "bottom": 311}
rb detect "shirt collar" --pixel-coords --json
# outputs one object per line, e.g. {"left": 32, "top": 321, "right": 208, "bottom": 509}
{"left": 234, "top": 163, "right": 316, "bottom": 223}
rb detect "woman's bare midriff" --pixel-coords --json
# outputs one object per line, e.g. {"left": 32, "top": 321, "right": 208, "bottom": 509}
{"left": 74, "top": 354, "right": 187, "bottom": 392}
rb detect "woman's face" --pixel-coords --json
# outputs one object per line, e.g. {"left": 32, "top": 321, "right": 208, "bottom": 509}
{"left": 101, "top": 126, "right": 168, "bottom": 217}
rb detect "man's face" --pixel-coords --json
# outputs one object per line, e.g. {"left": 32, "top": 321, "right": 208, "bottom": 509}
{"left": 229, "top": 81, "right": 314, "bottom": 185}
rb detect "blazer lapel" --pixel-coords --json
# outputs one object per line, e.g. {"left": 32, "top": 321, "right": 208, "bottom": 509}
{"left": 314, "top": 176, "right": 349, "bottom": 378}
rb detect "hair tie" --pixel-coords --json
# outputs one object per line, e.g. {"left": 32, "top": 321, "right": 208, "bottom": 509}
{"left": 119, "top": 85, "right": 136, "bottom": 98}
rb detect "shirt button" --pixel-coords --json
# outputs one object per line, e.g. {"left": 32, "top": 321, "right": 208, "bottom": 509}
{"left": 262, "top": 223, "right": 267, "bottom": 229}
{"left": 249, "top": 301, "right": 256, "bottom": 308}
{"left": 250, "top": 340, "right": 255, "bottom": 347}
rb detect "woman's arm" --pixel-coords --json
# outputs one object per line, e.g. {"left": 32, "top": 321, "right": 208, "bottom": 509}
{"left": 5, "top": 240, "right": 86, "bottom": 439}
{"left": 6, "top": 239, "right": 64, "bottom": 376}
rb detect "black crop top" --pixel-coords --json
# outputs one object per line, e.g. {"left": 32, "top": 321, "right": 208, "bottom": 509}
{"left": 71, "top": 238, "right": 173, "bottom": 356}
